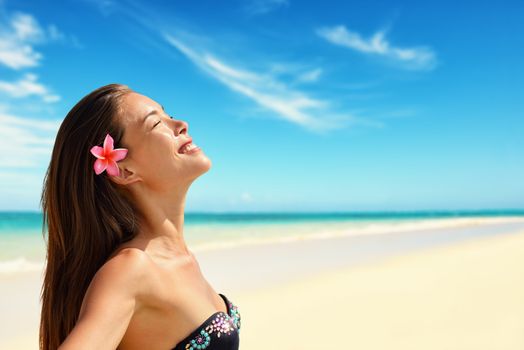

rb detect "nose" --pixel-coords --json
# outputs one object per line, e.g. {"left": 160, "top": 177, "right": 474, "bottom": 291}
{"left": 174, "top": 119, "right": 188, "bottom": 136}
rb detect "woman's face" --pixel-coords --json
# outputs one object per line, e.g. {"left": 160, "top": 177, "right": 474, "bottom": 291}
{"left": 117, "top": 92, "right": 211, "bottom": 191}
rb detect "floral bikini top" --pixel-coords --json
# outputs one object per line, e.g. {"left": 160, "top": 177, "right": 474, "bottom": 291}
{"left": 172, "top": 293, "right": 241, "bottom": 350}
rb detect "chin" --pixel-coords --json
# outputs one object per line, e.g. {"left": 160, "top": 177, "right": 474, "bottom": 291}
{"left": 201, "top": 156, "right": 212, "bottom": 173}
{"left": 193, "top": 155, "right": 212, "bottom": 179}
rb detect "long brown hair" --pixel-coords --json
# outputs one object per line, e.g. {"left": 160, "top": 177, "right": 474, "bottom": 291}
{"left": 40, "top": 83, "right": 139, "bottom": 350}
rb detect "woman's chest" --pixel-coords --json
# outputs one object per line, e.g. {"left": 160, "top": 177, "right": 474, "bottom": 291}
{"left": 117, "top": 260, "right": 227, "bottom": 349}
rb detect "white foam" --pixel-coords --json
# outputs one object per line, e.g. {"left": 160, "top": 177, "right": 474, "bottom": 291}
{"left": 3, "top": 216, "right": 524, "bottom": 272}
{"left": 191, "top": 216, "right": 524, "bottom": 252}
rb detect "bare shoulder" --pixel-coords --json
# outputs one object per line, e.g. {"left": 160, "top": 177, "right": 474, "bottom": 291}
{"left": 79, "top": 248, "right": 155, "bottom": 317}
{"left": 60, "top": 249, "right": 156, "bottom": 349}
{"left": 103, "top": 247, "right": 151, "bottom": 275}
{"left": 98, "top": 248, "right": 151, "bottom": 284}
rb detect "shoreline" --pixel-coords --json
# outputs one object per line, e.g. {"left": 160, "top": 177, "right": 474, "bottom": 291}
{"left": 1, "top": 218, "right": 524, "bottom": 349}
{"left": 197, "top": 218, "right": 524, "bottom": 293}
{"left": 2, "top": 215, "right": 524, "bottom": 276}
{"left": 191, "top": 215, "right": 524, "bottom": 252}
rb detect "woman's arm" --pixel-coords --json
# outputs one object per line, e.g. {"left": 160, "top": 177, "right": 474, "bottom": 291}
{"left": 58, "top": 248, "right": 151, "bottom": 350}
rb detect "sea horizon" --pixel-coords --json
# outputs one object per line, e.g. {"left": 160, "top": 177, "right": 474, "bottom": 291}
{"left": 2, "top": 208, "right": 524, "bottom": 220}
{"left": 1, "top": 208, "right": 524, "bottom": 273}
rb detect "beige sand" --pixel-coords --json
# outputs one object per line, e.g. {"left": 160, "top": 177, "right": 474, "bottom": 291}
{"left": 235, "top": 231, "right": 524, "bottom": 350}
{"left": 2, "top": 226, "right": 524, "bottom": 349}
{"left": 0, "top": 271, "right": 41, "bottom": 349}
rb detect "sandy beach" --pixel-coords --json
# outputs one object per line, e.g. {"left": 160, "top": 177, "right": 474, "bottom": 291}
{"left": 234, "top": 227, "right": 524, "bottom": 349}
{"left": 1, "top": 218, "right": 524, "bottom": 349}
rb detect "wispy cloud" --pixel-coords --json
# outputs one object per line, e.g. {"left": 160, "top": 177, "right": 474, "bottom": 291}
{"left": 0, "top": 12, "right": 43, "bottom": 69}
{"left": 47, "top": 24, "right": 84, "bottom": 49}
{"left": 0, "top": 170, "right": 49, "bottom": 210}
{"left": 0, "top": 10, "right": 80, "bottom": 69}
{"left": 163, "top": 33, "right": 361, "bottom": 132}
{"left": 0, "top": 6, "right": 66, "bottom": 209}
{"left": 316, "top": 25, "right": 437, "bottom": 70}
{"left": 9, "top": 12, "right": 46, "bottom": 41}
{"left": 296, "top": 68, "right": 322, "bottom": 83}
{"left": 268, "top": 62, "right": 323, "bottom": 84}
{"left": 244, "top": 0, "right": 289, "bottom": 15}
{"left": 0, "top": 73, "right": 60, "bottom": 103}
{"left": 0, "top": 110, "right": 60, "bottom": 168}
{"left": 82, "top": 0, "right": 383, "bottom": 132}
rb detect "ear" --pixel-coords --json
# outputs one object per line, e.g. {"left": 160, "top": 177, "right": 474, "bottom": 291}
{"left": 108, "top": 165, "right": 142, "bottom": 186}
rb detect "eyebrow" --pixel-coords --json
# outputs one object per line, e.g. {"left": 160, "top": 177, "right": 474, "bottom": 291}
{"left": 142, "top": 104, "right": 165, "bottom": 124}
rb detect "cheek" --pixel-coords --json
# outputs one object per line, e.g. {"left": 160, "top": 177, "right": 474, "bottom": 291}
{"left": 133, "top": 134, "right": 179, "bottom": 173}
{"left": 143, "top": 147, "right": 170, "bottom": 167}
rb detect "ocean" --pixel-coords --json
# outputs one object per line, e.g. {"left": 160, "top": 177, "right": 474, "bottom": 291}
{"left": 1, "top": 210, "right": 524, "bottom": 274}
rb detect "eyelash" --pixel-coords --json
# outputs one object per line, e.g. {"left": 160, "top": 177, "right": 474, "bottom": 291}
{"left": 153, "top": 115, "right": 174, "bottom": 128}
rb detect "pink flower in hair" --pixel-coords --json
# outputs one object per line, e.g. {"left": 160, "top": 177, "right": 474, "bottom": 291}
{"left": 90, "top": 134, "right": 128, "bottom": 176}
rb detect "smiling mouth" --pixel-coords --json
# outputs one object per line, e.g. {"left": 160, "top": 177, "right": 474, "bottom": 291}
{"left": 178, "top": 142, "right": 200, "bottom": 154}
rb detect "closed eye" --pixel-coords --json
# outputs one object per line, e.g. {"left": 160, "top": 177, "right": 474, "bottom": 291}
{"left": 153, "top": 114, "right": 175, "bottom": 129}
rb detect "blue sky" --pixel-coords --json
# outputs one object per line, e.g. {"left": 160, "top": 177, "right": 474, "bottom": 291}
{"left": 0, "top": 0, "right": 523, "bottom": 212}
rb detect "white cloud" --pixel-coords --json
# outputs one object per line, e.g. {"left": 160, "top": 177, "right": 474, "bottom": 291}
{"left": 0, "top": 36, "right": 42, "bottom": 69}
{"left": 0, "top": 8, "right": 71, "bottom": 210}
{"left": 0, "top": 111, "right": 60, "bottom": 168}
{"left": 244, "top": 0, "right": 289, "bottom": 15}
{"left": 316, "top": 25, "right": 437, "bottom": 70}
{"left": 0, "top": 12, "right": 44, "bottom": 69}
{"left": 80, "top": 1, "right": 382, "bottom": 131}
{"left": 0, "top": 10, "right": 77, "bottom": 69}
{"left": 0, "top": 73, "right": 60, "bottom": 103}
{"left": 164, "top": 34, "right": 359, "bottom": 132}
{"left": 10, "top": 12, "right": 45, "bottom": 42}
{"left": 296, "top": 68, "right": 322, "bottom": 83}
{"left": 47, "top": 24, "right": 65, "bottom": 41}
{"left": 0, "top": 171, "right": 48, "bottom": 210}
{"left": 268, "top": 63, "right": 323, "bottom": 84}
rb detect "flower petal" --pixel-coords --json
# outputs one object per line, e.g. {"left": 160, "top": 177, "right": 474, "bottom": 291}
{"left": 110, "top": 148, "right": 128, "bottom": 162}
{"left": 103, "top": 134, "right": 114, "bottom": 154}
{"left": 90, "top": 146, "right": 105, "bottom": 159}
{"left": 93, "top": 158, "right": 108, "bottom": 175}
{"left": 105, "top": 160, "right": 120, "bottom": 176}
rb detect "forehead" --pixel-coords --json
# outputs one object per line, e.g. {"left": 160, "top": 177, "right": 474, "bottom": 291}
{"left": 120, "top": 92, "right": 161, "bottom": 124}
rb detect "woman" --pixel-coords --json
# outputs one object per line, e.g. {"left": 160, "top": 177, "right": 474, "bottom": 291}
{"left": 39, "top": 84, "right": 241, "bottom": 350}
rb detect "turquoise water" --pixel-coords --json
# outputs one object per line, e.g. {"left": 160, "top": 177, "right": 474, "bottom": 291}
{"left": 2, "top": 210, "right": 524, "bottom": 231}
{"left": 1, "top": 210, "right": 523, "bottom": 272}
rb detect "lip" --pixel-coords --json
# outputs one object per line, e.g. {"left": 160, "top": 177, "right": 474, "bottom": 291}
{"left": 183, "top": 145, "right": 201, "bottom": 155}
{"left": 177, "top": 138, "right": 193, "bottom": 153}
